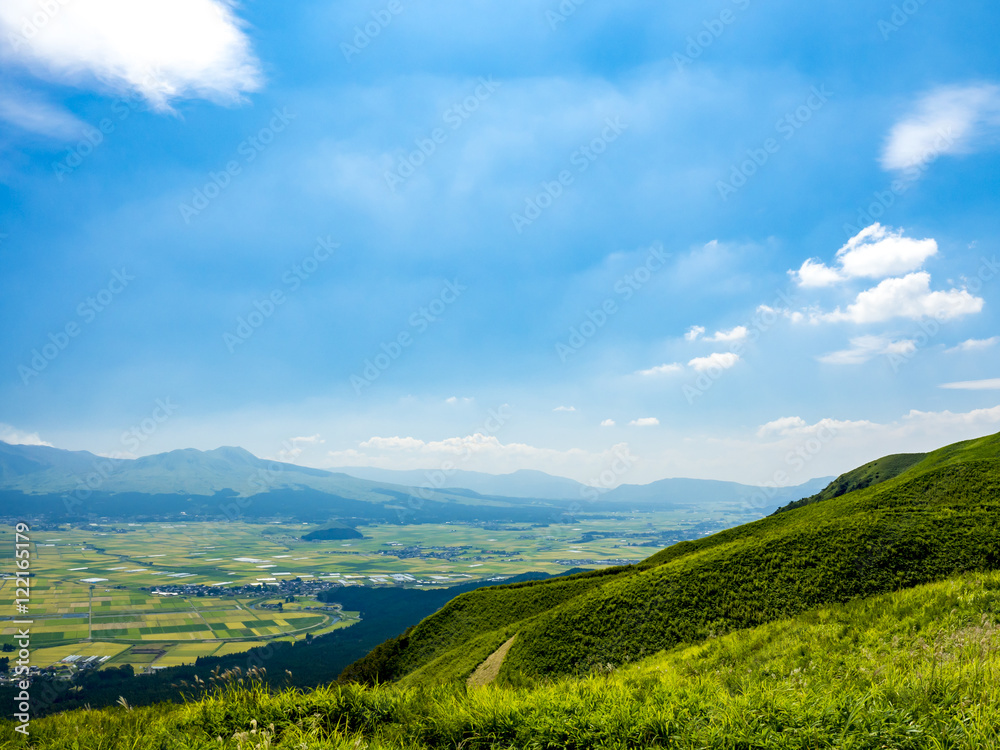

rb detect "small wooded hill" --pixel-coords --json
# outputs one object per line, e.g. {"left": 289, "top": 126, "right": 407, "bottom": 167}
{"left": 342, "top": 432, "right": 1000, "bottom": 686}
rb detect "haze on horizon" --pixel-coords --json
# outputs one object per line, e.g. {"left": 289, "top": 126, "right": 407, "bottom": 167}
{"left": 1, "top": 0, "right": 998, "bottom": 487}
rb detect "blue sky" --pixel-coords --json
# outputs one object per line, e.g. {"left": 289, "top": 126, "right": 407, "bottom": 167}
{"left": 1, "top": 0, "right": 999, "bottom": 486}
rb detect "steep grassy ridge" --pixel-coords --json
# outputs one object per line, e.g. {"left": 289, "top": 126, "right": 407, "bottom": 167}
{"left": 343, "top": 432, "right": 1000, "bottom": 685}
{"left": 8, "top": 569, "right": 1000, "bottom": 749}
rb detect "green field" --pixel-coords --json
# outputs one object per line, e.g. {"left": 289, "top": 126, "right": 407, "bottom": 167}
{"left": 0, "top": 512, "right": 714, "bottom": 671}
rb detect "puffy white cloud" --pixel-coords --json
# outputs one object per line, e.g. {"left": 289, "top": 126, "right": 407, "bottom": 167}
{"left": 819, "top": 272, "right": 982, "bottom": 324}
{"left": 629, "top": 417, "right": 659, "bottom": 427}
{"left": 600, "top": 419, "right": 616, "bottom": 427}
{"left": 445, "top": 396, "right": 474, "bottom": 405}
{"left": 818, "top": 335, "right": 916, "bottom": 365}
{"left": 553, "top": 405, "right": 576, "bottom": 412}
{"left": 707, "top": 325, "right": 748, "bottom": 342}
{"left": 635, "top": 363, "right": 683, "bottom": 377}
{"left": 880, "top": 84, "right": 1000, "bottom": 174}
{"left": 794, "top": 258, "right": 845, "bottom": 287}
{"left": 0, "top": 423, "right": 53, "bottom": 446}
{"left": 688, "top": 352, "right": 740, "bottom": 372}
{"left": 792, "top": 224, "right": 937, "bottom": 286}
{"left": 939, "top": 379, "right": 1000, "bottom": 390}
{"left": 0, "top": 0, "right": 262, "bottom": 109}
{"left": 836, "top": 224, "right": 938, "bottom": 279}
{"left": 684, "top": 325, "right": 705, "bottom": 342}
{"left": 945, "top": 337, "right": 1000, "bottom": 353}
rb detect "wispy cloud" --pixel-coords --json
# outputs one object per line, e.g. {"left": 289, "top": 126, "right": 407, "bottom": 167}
{"left": 818, "top": 335, "right": 916, "bottom": 365}
{"left": 684, "top": 325, "right": 705, "bottom": 342}
{"left": 628, "top": 417, "right": 659, "bottom": 427}
{"left": 939, "top": 378, "right": 1000, "bottom": 390}
{"left": 0, "top": 85, "right": 86, "bottom": 139}
{"left": 881, "top": 83, "right": 1000, "bottom": 174}
{"left": 635, "top": 363, "right": 683, "bottom": 377}
{"left": 945, "top": 337, "right": 1000, "bottom": 353}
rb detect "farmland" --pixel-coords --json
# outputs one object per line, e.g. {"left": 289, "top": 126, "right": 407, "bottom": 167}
{"left": 0, "top": 511, "right": 734, "bottom": 671}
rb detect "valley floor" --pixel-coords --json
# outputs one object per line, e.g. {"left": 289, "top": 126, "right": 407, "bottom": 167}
{"left": 5, "top": 569, "right": 1000, "bottom": 749}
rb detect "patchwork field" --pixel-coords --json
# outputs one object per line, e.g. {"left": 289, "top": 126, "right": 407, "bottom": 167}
{"left": 0, "top": 512, "right": 732, "bottom": 671}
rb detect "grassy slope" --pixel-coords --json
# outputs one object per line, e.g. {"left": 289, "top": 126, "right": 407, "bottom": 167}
{"left": 342, "top": 432, "right": 1000, "bottom": 685}
{"left": 8, "top": 569, "right": 1000, "bottom": 749}
{"left": 773, "top": 451, "right": 926, "bottom": 513}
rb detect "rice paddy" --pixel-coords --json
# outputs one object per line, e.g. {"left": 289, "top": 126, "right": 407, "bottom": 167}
{"left": 0, "top": 512, "right": 722, "bottom": 671}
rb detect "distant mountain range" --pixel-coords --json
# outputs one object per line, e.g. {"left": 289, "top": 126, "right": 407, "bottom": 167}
{"left": 0, "top": 441, "right": 831, "bottom": 521}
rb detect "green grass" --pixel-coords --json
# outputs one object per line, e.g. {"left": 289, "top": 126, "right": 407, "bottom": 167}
{"left": 6, "top": 569, "right": 1000, "bottom": 749}
{"left": 344, "top": 431, "right": 1000, "bottom": 685}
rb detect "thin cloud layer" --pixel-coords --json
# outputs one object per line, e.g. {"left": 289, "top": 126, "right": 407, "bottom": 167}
{"left": 881, "top": 83, "right": 1000, "bottom": 174}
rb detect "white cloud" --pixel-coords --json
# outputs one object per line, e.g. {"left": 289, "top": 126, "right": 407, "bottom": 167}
{"left": 688, "top": 352, "right": 740, "bottom": 372}
{"left": 792, "top": 224, "right": 938, "bottom": 286}
{"left": 757, "top": 304, "right": 804, "bottom": 323}
{"left": 819, "top": 272, "right": 982, "bottom": 324}
{"left": 756, "top": 415, "right": 875, "bottom": 439}
{"left": 635, "top": 363, "right": 683, "bottom": 377}
{"left": 684, "top": 325, "right": 705, "bottom": 342}
{"left": 793, "top": 258, "right": 845, "bottom": 287}
{"left": 553, "top": 405, "right": 576, "bottom": 412}
{"left": 445, "top": 396, "right": 474, "bottom": 405}
{"left": 945, "top": 337, "right": 1000, "bottom": 353}
{"left": 629, "top": 417, "right": 659, "bottom": 427}
{"left": 707, "top": 326, "right": 748, "bottom": 342}
{"left": 939, "top": 379, "right": 1000, "bottom": 391}
{"left": 0, "top": 0, "right": 262, "bottom": 109}
{"left": 818, "top": 335, "right": 916, "bottom": 365}
{"left": 881, "top": 84, "right": 1000, "bottom": 174}
{"left": 0, "top": 424, "right": 53, "bottom": 447}
{"left": 326, "top": 433, "right": 635, "bottom": 483}
{"left": 600, "top": 419, "right": 615, "bottom": 427}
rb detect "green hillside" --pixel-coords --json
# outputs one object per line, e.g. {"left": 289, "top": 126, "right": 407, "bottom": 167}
{"left": 8, "top": 569, "right": 1000, "bottom": 749}
{"left": 343, "top": 431, "right": 1000, "bottom": 685}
